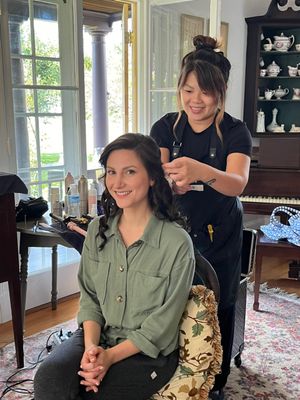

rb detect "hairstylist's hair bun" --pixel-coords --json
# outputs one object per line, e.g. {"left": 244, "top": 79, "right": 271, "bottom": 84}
{"left": 193, "top": 35, "right": 219, "bottom": 52}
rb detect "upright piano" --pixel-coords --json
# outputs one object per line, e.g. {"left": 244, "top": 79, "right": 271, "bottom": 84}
{"left": 240, "top": 138, "right": 300, "bottom": 215}
{"left": 240, "top": 167, "right": 300, "bottom": 215}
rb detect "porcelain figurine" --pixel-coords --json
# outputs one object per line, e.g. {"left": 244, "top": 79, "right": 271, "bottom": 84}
{"left": 256, "top": 109, "right": 265, "bottom": 132}
{"left": 272, "top": 124, "right": 285, "bottom": 133}
{"left": 289, "top": 124, "right": 300, "bottom": 132}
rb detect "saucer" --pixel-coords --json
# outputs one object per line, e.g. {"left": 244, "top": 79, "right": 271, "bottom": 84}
{"left": 258, "top": 96, "right": 265, "bottom": 100}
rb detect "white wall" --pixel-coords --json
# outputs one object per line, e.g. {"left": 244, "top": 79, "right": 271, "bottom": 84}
{"left": 222, "top": 0, "right": 271, "bottom": 119}
{"left": 0, "top": 261, "right": 79, "bottom": 323}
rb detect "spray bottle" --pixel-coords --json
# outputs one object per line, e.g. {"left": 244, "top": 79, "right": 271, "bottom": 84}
{"left": 78, "top": 175, "right": 88, "bottom": 216}
{"left": 88, "top": 182, "right": 98, "bottom": 217}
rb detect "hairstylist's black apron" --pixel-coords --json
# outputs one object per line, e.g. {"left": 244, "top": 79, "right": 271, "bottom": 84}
{"left": 172, "top": 114, "right": 243, "bottom": 310}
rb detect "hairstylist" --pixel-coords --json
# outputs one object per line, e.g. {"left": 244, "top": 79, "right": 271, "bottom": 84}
{"left": 150, "top": 35, "right": 252, "bottom": 400}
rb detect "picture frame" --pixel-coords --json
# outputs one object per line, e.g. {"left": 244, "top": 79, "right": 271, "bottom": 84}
{"left": 207, "top": 21, "right": 229, "bottom": 56}
{"left": 180, "top": 14, "right": 205, "bottom": 59}
{"left": 220, "top": 22, "right": 229, "bottom": 56}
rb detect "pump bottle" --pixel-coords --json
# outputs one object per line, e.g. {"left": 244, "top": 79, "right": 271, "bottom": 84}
{"left": 68, "top": 183, "right": 80, "bottom": 217}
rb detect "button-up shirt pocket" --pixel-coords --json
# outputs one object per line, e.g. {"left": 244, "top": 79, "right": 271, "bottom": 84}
{"left": 127, "top": 271, "right": 167, "bottom": 318}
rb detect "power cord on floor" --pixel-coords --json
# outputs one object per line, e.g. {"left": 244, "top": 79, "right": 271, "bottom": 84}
{"left": 0, "top": 330, "right": 59, "bottom": 399}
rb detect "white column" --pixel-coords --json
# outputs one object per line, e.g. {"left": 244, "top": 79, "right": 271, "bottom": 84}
{"left": 90, "top": 30, "right": 109, "bottom": 149}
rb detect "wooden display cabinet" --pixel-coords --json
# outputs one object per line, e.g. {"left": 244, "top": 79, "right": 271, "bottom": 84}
{"left": 244, "top": 0, "right": 300, "bottom": 139}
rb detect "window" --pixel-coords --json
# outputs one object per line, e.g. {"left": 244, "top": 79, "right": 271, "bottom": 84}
{"left": 2, "top": 0, "right": 84, "bottom": 201}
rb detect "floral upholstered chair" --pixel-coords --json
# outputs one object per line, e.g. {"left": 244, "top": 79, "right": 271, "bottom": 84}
{"left": 151, "top": 254, "right": 222, "bottom": 400}
{"left": 151, "top": 285, "right": 222, "bottom": 400}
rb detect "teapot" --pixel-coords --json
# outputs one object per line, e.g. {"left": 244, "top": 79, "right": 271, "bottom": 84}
{"left": 274, "top": 85, "right": 289, "bottom": 99}
{"left": 266, "top": 33, "right": 295, "bottom": 52}
{"left": 266, "top": 61, "right": 281, "bottom": 77}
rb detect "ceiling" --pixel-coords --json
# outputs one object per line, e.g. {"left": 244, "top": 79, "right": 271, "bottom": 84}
{"left": 83, "top": 0, "right": 124, "bottom": 15}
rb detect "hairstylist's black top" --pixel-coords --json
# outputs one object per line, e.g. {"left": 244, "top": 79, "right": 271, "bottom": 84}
{"left": 150, "top": 112, "right": 252, "bottom": 308}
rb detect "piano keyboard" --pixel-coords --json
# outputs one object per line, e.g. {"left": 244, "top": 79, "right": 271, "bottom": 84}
{"left": 240, "top": 196, "right": 300, "bottom": 205}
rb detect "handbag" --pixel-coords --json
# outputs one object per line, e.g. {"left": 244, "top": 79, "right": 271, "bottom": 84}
{"left": 260, "top": 206, "right": 300, "bottom": 247}
{"left": 16, "top": 196, "right": 48, "bottom": 222}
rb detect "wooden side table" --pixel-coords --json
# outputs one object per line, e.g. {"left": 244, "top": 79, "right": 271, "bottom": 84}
{"left": 253, "top": 231, "right": 300, "bottom": 311}
{"left": 17, "top": 218, "right": 73, "bottom": 328}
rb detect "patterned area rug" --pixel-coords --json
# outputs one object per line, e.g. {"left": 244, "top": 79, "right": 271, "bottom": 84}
{"left": 0, "top": 286, "right": 299, "bottom": 400}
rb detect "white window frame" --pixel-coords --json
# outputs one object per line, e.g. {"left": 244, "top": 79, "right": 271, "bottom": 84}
{"left": 0, "top": 0, "right": 86, "bottom": 197}
{"left": 0, "top": 0, "right": 85, "bottom": 322}
{"left": 137, "top": 0, "right": 220, "bottom": 135}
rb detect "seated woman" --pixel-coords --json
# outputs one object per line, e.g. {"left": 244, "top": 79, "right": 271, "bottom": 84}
{"left": 34, "top": 133, "right": 195, "bottom": 400}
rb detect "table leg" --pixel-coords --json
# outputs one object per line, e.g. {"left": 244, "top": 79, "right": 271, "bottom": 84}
{"left": 51, "top": 245, "right": 58, "bottom": 310}
{"left": 253, "top": 248, "right": 263, "bottom": 311}
{"left": 19, "top": 241, "right": 29, "bottom": 329}
{"left": 8, "top": 279, "right": 24, "bottom": 368}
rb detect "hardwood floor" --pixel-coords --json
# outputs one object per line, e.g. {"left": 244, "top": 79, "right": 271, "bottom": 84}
{"left": 0, "top": 257, "right": 299, "bottom": 350}
{"left": 0, "top": 293, "right": 79, "bottom": 349}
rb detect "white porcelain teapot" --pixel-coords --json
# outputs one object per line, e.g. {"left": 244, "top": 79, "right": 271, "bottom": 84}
{"left": 266, "top": 61, "right": 281, "bottom": 77}
{"left": 274, "top": 85, "right": 289, "bottom": 99}
{"left": 266, "top": 33, "right": 295, "bottom": 52}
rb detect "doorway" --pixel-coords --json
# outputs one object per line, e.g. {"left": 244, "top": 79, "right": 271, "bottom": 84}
{"left": 83, "top": 0, "right": 137, "bottom": 175}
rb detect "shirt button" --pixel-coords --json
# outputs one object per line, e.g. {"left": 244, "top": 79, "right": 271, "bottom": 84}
{"left": 119, "top": 266, "right": 124, "bottom": 272}
{"left": 116, "top": 295, "right": 123, "bottom": 303}
{"left": 193, "top": 233, "right": 198, "bottom": 238}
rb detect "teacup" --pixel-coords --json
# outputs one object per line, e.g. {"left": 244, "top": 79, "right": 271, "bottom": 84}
{"left": 265, "top": 89, "right": 275, "bottom": 100}
{"left": 292, "top": 88, "right": 300, "bottom": 100}
{"left": 260, "top": 69, "right": 267, "bottom": 77}
{"left": 288, "top": 66, "right": 298, "bottom": 77}
{"left": 263, "top": 43, "right": 272, "bottom": 51}
{"left": 295, "top": 43, "right": 300, "bottom": 51}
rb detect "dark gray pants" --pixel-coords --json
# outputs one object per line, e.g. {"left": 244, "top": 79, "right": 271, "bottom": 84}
{"left": 34, "top": 329, "right": 178, "bottom": 400}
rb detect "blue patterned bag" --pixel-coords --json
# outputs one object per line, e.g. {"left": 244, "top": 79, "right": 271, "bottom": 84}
{"left": 260, "top": 206, "right": 300, "bottom": 247}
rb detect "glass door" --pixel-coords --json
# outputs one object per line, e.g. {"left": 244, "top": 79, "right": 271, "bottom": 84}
{"left": 139, "top": 0, "right": 219, "bottom": 133}
{"left": 83, "top": 0, "right": 137, "bottom": 175}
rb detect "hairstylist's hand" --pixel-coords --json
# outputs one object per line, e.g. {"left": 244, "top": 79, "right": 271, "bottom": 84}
{"left": 163, "top": 157, "right": 200, "bottom": 187}
{"left": 171, "top": 181, "right": 190, "bottom": 195}
{"left": 79, "top": 345, "right": 113, "bottom": 393}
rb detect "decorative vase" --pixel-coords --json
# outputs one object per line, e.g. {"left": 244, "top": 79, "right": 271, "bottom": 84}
{"left": 266, "top": 108, "right": 280, "bottom": 132}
